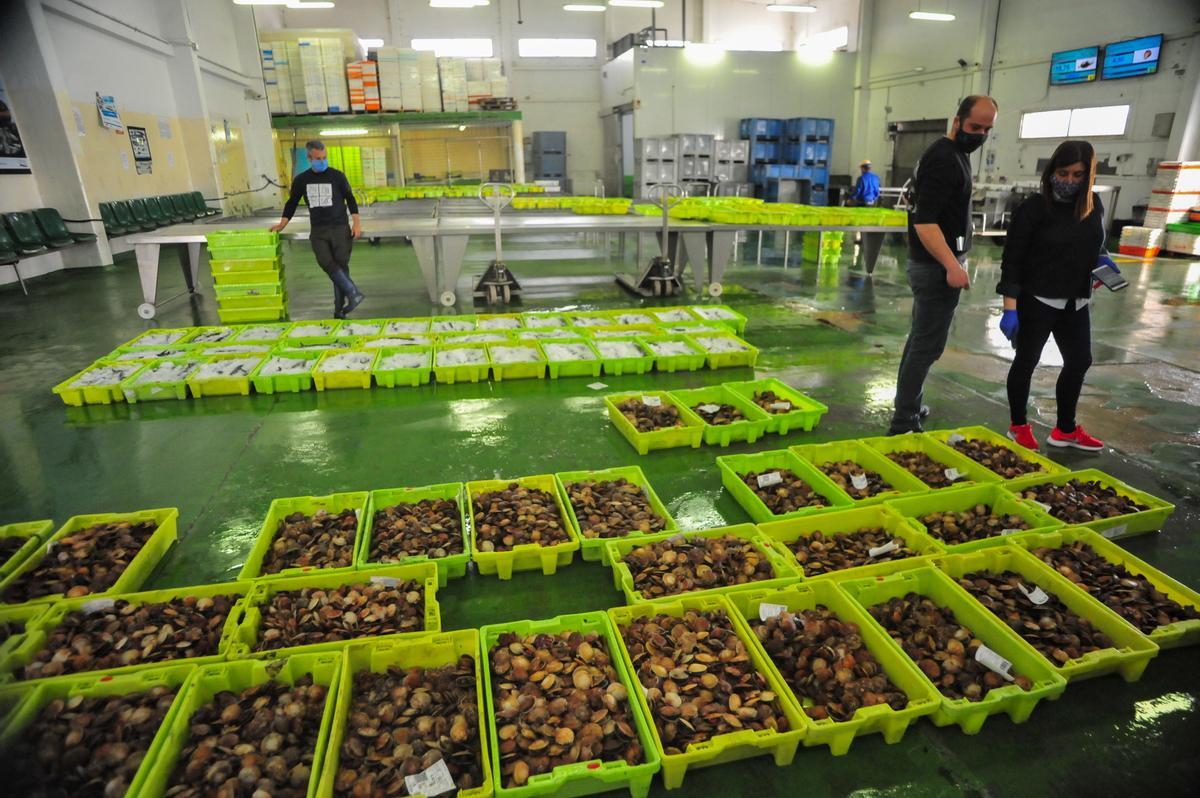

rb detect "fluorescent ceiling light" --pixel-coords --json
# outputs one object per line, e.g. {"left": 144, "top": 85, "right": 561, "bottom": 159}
{"left": 609, "top": 0, "right": 664, "bottom": 8}
{"left": 319, "top": 128, "right": 369, "bottom": 136}
{"left": 429, "top": 0, "right": 489, "bottom": 7}
{"left": 233, "top": 1, "right": 289, "bottom": 6}
{"left": 564, "top": 3, "right": 606, "bottom": 10}
{"left": 358, "top": 38, "right": 384, "bottom": 49}
{"left": 909, "top": 11, "right": 956, "bottom": 21}
{"left": 767, "top": 3, "right": 817, "bottom": 12}
{"left": 286, "top": 1, "right": 335, "bottom": 8}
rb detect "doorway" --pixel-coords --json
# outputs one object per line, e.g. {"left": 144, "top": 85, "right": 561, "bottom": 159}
{"left": 888, "top": 119, "right": 948, "bottom": 186}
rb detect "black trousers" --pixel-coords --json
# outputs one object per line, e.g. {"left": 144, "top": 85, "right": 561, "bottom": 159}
{"left": 1006, "top": 296, "right": 1092, "bottom": 432}
{"left": 890, "top": 258, "right": 963, "bottom": 433}
{"left": 310, "top": 224, "right": 353, "bottom": 308}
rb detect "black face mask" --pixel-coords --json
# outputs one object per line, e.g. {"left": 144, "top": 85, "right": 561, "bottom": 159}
{"left": 954, "top": 129, "right": 987, "bottom": 154}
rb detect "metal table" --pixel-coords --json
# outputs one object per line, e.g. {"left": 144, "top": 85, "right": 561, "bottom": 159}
{"left": 124, "top": 214, "right": 896, "bottom": 317}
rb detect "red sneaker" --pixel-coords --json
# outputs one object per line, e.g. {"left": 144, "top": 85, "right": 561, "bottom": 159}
{"left": 1007, "top": 424, "right": 1039, "bottom": 450}
{"left": 1048, "top": 426, "right": 1104, "bottom": 451}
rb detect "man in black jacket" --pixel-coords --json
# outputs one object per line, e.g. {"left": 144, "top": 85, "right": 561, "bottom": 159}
{"left": 889, "top": 95, "right": 997, "bottom": 435}
{"left": 271, "top": 140, "right": 365, "bottom": 317}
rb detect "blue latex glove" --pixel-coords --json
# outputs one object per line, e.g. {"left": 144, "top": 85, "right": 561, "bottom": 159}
{"left": 999, "top": 309, "right": 1019, "bottom": 341}
{"left": 1094, "top": 253, "right": 1120, "bottom": 288}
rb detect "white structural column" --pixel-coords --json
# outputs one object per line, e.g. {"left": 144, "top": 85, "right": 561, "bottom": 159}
{"left": 1167, "top": 32, "right": 1200, "bottom": 161}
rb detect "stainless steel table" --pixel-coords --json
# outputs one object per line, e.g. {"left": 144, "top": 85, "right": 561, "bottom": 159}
{"left": 124, "top": 213, "right": 896, "bottom": 317}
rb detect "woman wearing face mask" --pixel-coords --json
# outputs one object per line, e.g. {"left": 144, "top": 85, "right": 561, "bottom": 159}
{"left": 997, "top": 140, "right": 1111, "bottom": 451}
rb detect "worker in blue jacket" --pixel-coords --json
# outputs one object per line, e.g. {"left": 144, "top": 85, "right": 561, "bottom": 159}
{"left": 850, "top": 159, "right": 881, "bottom": 206}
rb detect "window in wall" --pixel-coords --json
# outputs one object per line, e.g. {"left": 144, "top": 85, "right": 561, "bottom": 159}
{"left": 518, "top": 38, "right": 598, "bottom": 58}
{"left": 411, "top": 38, "right": 494, "bottom": 58}
{"left": 1019, "top": 104, "right": 1130, "bottom": 139}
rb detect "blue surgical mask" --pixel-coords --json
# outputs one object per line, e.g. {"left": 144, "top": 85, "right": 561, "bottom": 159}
{"left": 311, "top": 158, "right": 328, "bottom": 173}
{"left": 1051, "top": 176, "right": 1082, "bottom": 200}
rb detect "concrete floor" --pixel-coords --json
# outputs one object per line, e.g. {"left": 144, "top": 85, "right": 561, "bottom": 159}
{"left": 1, "top": 231, "right": 1197, "bottom": 796}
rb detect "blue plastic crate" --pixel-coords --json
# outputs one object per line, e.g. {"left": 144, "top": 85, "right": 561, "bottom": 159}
{"left": 751, "top": 140, "right": 781, "bottom": 162}
{"left": 815, "top": 118, "right": 834, "bottom": 139}
{"left": 804, "top": 142, "right": 831, "bottom": 165}
{"left": 810, "top": 189, "right": 829, "bottom": 206}
{"left": 782, "top": 142, "right": 803, "bottom": 162}
{"left": 740, "top": 117, "right": 783, "bottom": 139}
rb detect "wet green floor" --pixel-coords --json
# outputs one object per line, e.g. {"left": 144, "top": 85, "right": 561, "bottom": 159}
{"left": 1, "top": 232, "right": 1198, "bottom": 796}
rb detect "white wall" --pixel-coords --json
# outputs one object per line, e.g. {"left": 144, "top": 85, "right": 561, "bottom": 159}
{"left": 860, "top": 0, "right": 1198, "bottom": 218}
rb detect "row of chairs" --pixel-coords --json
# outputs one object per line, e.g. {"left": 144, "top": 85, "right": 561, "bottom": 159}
{"left": 100, "top": 192, "right": 220, "bottom": 237}
{"left": 1, "top": 208, "right": 100, "bottom": 294}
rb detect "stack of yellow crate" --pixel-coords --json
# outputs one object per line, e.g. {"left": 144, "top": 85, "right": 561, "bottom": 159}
{"left": 205, "top": 230, "right": 288, "bottom": 323}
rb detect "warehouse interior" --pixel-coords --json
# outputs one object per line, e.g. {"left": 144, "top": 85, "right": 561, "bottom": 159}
{"left": 0, "top": 1, "right": 1198, "bottom": 796}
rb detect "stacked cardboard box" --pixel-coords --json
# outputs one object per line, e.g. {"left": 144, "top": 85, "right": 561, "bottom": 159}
{"left": 322, "top": 38, "right": 350, "bottom": 112}
{"left": 361, "top": 146, "right": 388, "bottom": 187}
{"left": 1143, "top": 161, "right": 1200, "bottom": 229}
{"left": 347, "top": 60, "right": 380, "bottom": 113}
{"left": 286, "top": 41, "right": 306, "bottom": 114}
{"left": 298, "top": 38, "right": 329, "bottom": 114}
{"left": 439, "top": 57, "right": 468, "bottom": 113}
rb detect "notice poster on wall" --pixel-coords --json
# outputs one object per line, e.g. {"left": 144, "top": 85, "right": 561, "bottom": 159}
{"left": 0, "top": 76, "right": 31, "bottom": 174}
{"left": 96, "top": 93, "right": 123, "bottom": 132}
{"left": 128, "top": 126, "right": 152, "bottom": 161}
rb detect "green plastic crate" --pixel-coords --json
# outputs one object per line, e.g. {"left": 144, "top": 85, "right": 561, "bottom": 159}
{"left": 0, "top": 602, "right": 50, "bottom": 662}
{"left": 604, "top": 392, "right": 705, "bottom": 455}
{"left": 234, "top": 322, "right": 291, "bottom": 343}
{"left": 667, "top": 386, "right": 771, "bottom": 446}
{"left": 312, "top": 348, "right": 377, "bottom": 391}
{"left": 725, "top": 581, "right": 942, "bottom": 751}
{"left": 716, "top": 449, "right": 854, "bottom": 523}
{"left": 317, "top": 631, "right": 495, "bottom": 798}
{"left": 438, "top": 329, "right": 516, "bottom": 347}
{"left": 933, "top": 546, "right": 1159, "bottom": 682}
{"left": 861, "top": 433, "right": 1004, "bottom": 490}
{"left": 209, "top": 256, "right": 282, "bottom": 274}
{"left": 371, "top": 345, "right": 433, "bottom": 387}
{"left": 228, "top": 562, "right": 440, "bottom": 660}
{"left": 285, "top": 320, "right": 342, "bottom": 342}
{"left": 360, "top": 483, "right": 470, "bottom": 586}
{"left": 1008, "top": 526, "right": 1200, "bottom": 649}
{"left": 541, "top": 339, "right": 603, "bottom": 379}
{"left": 105, "top": 344, "right": 198, "bottom": 363}
{"left": 723, "top": 378, "right": 828, "bottom": 434}
{"left": 522, "top": 311, "right": 571, "bottom": 329}
{"left": 138, "top": 652, "right": 341, "bottom": 798}
{"left": 0, "top": 662, "right": 197, "bottom": 797}
{"left": 838, "top": 566, "right": 1068, "bottom": 735}
{"left": 214, "top": 282, "right": 282, "bottom": 298}
{"left": 757, "top": 504, "right": 940, "bottom": 581}
{"left": 217, "top": 305, "right": 289, "bottom": 323}
{"left": 684, "top": 333, "right": 759, "bottom": 370}
{"left": 478, "top": 612, "right": 661, "bottom": 798}
{"left": 553, "top": 466, "right": 678, "bottom": 564}
{"left": 123, "top": 328, "right": 198, "bottom": 349}
{"left": 205, "top": 242, "right": 281, "bottom": 261}
{"left": 648, "top": 308, "right": 700, "bottom": 325}
{"left": 607, "top": 595, "right": 804, "bottom": 790}
{"left": 477, "top": 313, "right": 525, "bottom": 331}
{"left": 434, "top": 343, "right": 492, "bottom": 384}
{"left": 641, "top": 335, "right": 708, "bottom": 373}
{"left": 431, "top": 315, "right": 479, "bottom": 333}
{"left": 0, "top": 508, "right": 179, "bottom": 608}
{"left": 464, "top": 476, "right": 581, "bottom": 580}
{"left": 603, "top": 525, "right": 800, "bottom": 605}
{"left": 212, "top": 267, "right": 282, "bottom": 286}
{"left": 336, "top": 319, "right": 389, "bottom": 338}
{"left": 1, "top": 581, "right": 251, "bottom": 686}
{"left": 926, "top": 426, "right": 1070, "bottom": 479}
{"left": 592, "top": 337, "right": 655, "bottom": 376}
{"left": 885, "top": 484, "right": 1063, "bottom": 554}
{"left": 791, "top": 440, "right": 930, "bottom": 505}
{"left": 119, "top": 356, "right": 202, "bottom": 403}
{"left": 1001, "top": 468, "right": 1176, "bottom": 539}
{"left": 185, "top": 354, "right": 263, "bottom": 397}
{"left": 381, "top": 317, "right": 433, "bottom": 334}
{"left": 688, "top": 305, "right": 748, "bottom": 335}
{"left": 216, "top": 293, "right": 287, "bottom": 312}
{"left": 52, "top": 361, "right": 144, "bottom": 406}
{"left": 239, "top": 492, "right": 369, "bottom": 581}
{"left": 250, "top": 349, "right": 321, "bottom": 394}
{"left": 204, "top": 229, "right": 279, "bottom": 248}
{"left": 0, "top": 520, "right": 55, "bottom": 582}
{"left": 487, "top": 341, "right": 548, "bottom": 381}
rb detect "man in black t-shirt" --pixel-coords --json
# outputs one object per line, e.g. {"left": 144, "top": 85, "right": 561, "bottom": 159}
{"left": 889, "top": 95, "right": 997, "bottom": 435}
{"left": 271, "top": 140, "right": 366, "bottom": 318}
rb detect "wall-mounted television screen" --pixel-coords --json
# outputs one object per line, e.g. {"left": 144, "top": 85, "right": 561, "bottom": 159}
{"left": 1102, "top": 34, "right": 1163, "bottom": 80}
{"left": 1050, "top": 46, "right": 1099, "bottom": 84}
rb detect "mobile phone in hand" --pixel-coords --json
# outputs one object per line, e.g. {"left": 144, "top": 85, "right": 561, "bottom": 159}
{"left": 1092, "top": 264, "right": 1128, "bottom": 291}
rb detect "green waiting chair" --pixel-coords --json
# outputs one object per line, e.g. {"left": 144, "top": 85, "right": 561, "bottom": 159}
{"left": 112, "top": 201, "right": 139, "bottom": 233}
{"left": 189, "top": 191, "right": 221, "bottom": 217}
{"left": 1, "top": 212, "right": 51, "bottom": 254}
{"left": 158, "top": 195, "right": 187, "bottom": 224}
{"left": 144, "top": 196, "right": 169, "bottom": 227}
{"left": 34, "top": 208, "right": 97, "bottom": 244}
{"left": 170, "top": 194, "right": 201, "bottom": 221}
{"left": 0, "top": 223, "right": 27, "bottom": 294}
{"left": 98, "top": 202, "right": 130, "bottom": 237}
{"left": 127, "top": 198, "right": 158, "bottom": 231}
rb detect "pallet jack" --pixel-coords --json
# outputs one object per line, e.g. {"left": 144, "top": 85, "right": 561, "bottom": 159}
{"left": 616, "top": 183, "right": 685, "bottom": 297}
{"left": 472, "top": 182, "right": 521, "bottom": 305}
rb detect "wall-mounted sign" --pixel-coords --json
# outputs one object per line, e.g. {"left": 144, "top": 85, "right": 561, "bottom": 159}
{"left": 0, "top": 77, "right": 31, "bottom": 174}
{"left": 128, "top": 126, "right": 152, "bottom": 161}
{"left": 96, "top": 93, "right": 123, "bottom": 132}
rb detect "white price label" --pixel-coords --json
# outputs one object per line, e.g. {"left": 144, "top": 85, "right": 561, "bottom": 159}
{"left": 974, "top": 644, "right": 1015, "bottom": 681}
{"left": 758, "top": 602, "right": 790, "bottom": 622}
{"left": 642, "top": 395, "right": 662, "bottom": 407}
{"left": 698, "top": 404, "right": 722, "bottom": 414}
{"left": 850, "top": 473, "right": 870, "bottom": 491}
{"left": 944, "top": 468, "right": 964, "bottom": 482}
{"left": 370, "top": 576, "right": 400, "bottom": 587}
{"left": 1101, "top": 524, "right": 1128, "bottom": 539}
{"left": 45, "top": 541, "right": 56, "bottom": 555}
{"left": 1017, "top": 582, "right": 1050, "bottom": 605}
{"left": 81, "top": 598, "right": 116, "bottom": 615}
{"left": 770, "top": 401, "right": 792, "bottom": 411}
{"left": 756, "top": 472, "right": 783, "bottom": 488}
{"left": 587, "top": 382, "right": 608, "bottom": 390}
{"left": 1033, "top": 501, "right": 1053, "bottom": 513}
{"left": 404, "top": 757, "right": 457, "bottom": 798}
{"left": 1001, "top": 528, "right": 1024, "bottom": 536}
{"left": 947, "top": 433, "right": 966, "bottom": 445}
{"left": 868, "top": 540, "right": 900, "bottom": 558}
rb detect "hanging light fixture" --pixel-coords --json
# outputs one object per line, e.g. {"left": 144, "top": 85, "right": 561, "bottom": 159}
{"left": 766, "top": 4, "right": 817, "bottom": 12}
{"left": 909, "top": 1, "right": 955, "bottom": 21}
{"left": 563, "top": 3, "right": 606, "bottom": 11}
